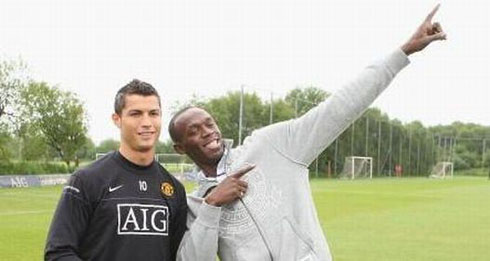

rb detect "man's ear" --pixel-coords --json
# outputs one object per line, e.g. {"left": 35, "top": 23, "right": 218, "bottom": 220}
{"left": 112, "top": 113, "right": 121, "bottom": 129}
{"left": 173, "top": 143, "right": 185, "bottom": 155}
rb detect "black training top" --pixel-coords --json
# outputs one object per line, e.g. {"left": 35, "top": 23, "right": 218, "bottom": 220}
{"left": 45, "top": 151, "right": 187, "bottom": 261}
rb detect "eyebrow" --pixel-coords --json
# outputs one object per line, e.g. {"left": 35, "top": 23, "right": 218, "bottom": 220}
{"left": 127, "top": 108, "right": 160, "bottom": 113}
{"left": 187, "top": 117, "right": 211, "bottom": 129}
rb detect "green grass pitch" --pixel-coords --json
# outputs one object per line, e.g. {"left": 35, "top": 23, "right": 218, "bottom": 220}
{"left": 1, "top": 177, "right": 489, "bottom": 260}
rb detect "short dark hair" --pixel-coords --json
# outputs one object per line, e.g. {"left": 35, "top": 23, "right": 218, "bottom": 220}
{"left": 114, "top": 79, "right": 161, "bottom": 115}
{"left": 168, "top": 106, "right": 196, "bottom": 142}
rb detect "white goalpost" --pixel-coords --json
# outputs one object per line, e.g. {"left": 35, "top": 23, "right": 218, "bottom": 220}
{"left": 95, "top": 153, "right": 108, "bottom": 160}
{"left": 430, "top": 161, "right": 454, "bottom": 179}
{"left": 340, "top": 156, "right": 373, "bottom": 179}
{"left": 155, "top": 153, "right": 194, "bottom": 178}
{"left": 94, "top": 153, "right": 194, "bottom": 178}
{"left": 94, "top": 138, "right": 237, "bottom": 180}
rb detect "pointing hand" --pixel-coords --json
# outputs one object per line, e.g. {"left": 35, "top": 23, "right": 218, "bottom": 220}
{"left": 204, "top": 164, "right": 255, "bottom": 207}
{"left": 401, "top": 4, "right": 447, "bottom": 55}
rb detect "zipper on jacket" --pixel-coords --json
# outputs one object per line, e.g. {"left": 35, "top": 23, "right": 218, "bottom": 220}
{"left": 239, "top": 198, "right": 274, "bottom": 261}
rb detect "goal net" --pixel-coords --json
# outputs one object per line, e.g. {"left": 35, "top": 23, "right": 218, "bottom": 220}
{"left": 430, "top": 161, "right": 453, "bottom": 179}
{"left": 340, "top": 156, "right": 373, "bottom": 179}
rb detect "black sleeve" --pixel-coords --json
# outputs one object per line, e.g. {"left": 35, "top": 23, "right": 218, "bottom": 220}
{"left": 169, "top": 182, "right": 189, "bottom": 260}
{"left": 44, "top": 174, "right": 92, "bottom": 261}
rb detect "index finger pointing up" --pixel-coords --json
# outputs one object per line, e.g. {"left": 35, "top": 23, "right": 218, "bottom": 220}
{"left": 425, "top": 4, "right": 441, "bottom": 22}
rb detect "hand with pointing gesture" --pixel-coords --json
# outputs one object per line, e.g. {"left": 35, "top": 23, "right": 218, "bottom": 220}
{"left": 401, "top": 4, "right": 447, "bottom": 55}
{"left": 205, "top": 164, "right": 255, "bottom": 207}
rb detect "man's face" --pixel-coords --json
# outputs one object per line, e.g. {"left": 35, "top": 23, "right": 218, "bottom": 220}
{"left": 112, "top": 94, "right": 161, "bottom": 153}
{"left": 173, "top": 108, "right": 224, "bottom": 166}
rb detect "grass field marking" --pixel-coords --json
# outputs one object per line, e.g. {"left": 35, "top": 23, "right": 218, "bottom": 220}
{"left": 1, "top": 177, "right": 489, "bottom": 261}
{"left": 0, "top": 209, "right": 52, "bottom": 216}
{"left": 0, "top": 188, "right": 62, "bottom": 198}
{"left": 0, "top": 193, "right": 60, "bottom": 201}
{"left": 323, "top": 189, "right": 442, "bottom": 199}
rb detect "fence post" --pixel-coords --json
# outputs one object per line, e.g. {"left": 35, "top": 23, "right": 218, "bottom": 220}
{"left": 351, "top": 122, "right": 355, "bottom": 156}
{"left": 269, "top": 92, "right": 273, "bottom": 125}
{"left": 238, "top": 85, "right": 244, "bottom": 145}
{"left": 482, "top": 139, "right": 486, "bottom": 168}
{"left": 408, "top": 130, "right": 412, "bottom": 176}
{"left": 417, "top": 141, "right": 421, "bottom": 175}
{"left": 334, "top": 138, "right": 338, "bottom": 176}
{"left": 399, "top": 132, "right": 403, "bottom": 167}
{"left": 389, "top": 123, "right": 393, "bottom": 176}
{"left": 377, "top": 120, "right": 382, "bottom": 175}
{"left": 365, "top": 117, "right": 369, "bottom": 156}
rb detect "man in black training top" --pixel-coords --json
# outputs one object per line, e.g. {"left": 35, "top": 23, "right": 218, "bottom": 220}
{"left": 45, "top": 80, "right": 188, "bottom": 260}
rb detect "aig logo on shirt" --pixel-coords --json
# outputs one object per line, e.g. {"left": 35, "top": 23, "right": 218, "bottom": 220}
{"left": 117, "top": 204, "right": 169, "bottom": 236}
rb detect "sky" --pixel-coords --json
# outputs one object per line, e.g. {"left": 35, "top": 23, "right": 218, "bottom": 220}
{"left": 1, "top": 0, "right": 489, "bottom": 144}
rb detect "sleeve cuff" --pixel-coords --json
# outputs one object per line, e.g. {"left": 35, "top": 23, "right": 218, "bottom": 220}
{"left": 196, "top": 201, "right": 222, "bottom": 228}
{"left": 385, "top": 48, "right": 410, "bottom": 75}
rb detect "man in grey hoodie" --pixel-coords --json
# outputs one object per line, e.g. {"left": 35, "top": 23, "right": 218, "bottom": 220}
{"left": 172, "top": 5, "right": 446, "bottom": 261}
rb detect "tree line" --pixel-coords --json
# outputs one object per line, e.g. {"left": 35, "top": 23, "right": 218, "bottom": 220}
{"left": 1, "top": 59, "right": 89, "bottom": 168}
{"left": 181, "top": 88, "right": 490, "bottom": 177}
{"left": 1, "top": 57, "right": 488, "bottom": 176}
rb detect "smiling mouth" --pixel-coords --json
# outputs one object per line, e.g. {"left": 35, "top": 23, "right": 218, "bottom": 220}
{"left": 203, "top": 139, "right": 221, "bottom": 150}
{"left": 138, "top": 131, "right": 155, "bottom": 136}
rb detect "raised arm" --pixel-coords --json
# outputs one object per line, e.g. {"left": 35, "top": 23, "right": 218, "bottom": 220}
{"left": 262, "top": 5, "right": 446, "bottom": 165}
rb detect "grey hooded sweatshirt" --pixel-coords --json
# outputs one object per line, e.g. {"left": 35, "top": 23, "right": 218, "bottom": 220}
{"left": 177, "top": 49, "right": 410, "bottom": 261}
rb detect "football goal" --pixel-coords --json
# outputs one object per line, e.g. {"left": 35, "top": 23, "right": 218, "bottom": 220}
{"left": 94, "top": 153, "right": 194, "bottom": 176}
{"left": 340, "top": 156, "right": 373, "bottom": 179}
{"left": 430, "top": 161, "right": 453, "bottom": 179}
{"left": 95, "top": 153, "right": 108, "bottom": 160}
{"left": 155, "top": 153, "right": 194, "bottom": 177}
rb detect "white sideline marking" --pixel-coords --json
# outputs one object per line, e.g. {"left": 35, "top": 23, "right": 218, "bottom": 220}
{"left": 325, "top": 189, "right": 440, "bottom": 199}
{"left": 0, "top": 210, "right": 52, "bottom": 216}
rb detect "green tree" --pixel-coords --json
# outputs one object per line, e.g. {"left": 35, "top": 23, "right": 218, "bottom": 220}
{"left": 77, "top": 137, "right": 96, "bottom": 161}
{"left": 0, "top": 58, "right": 28, "bottom": 159}
{"left": 18, "top": 123, "right": 51, "bottom": 161}
{"left": 96, "top": 139, "right": 120, "bottom": 153}
{"left": 189, "top": 91, "right": 269, "bottom": 145}
{"left": 21, "top": 82, "right": 88, "bottom": 167}
{"left": 155, "top": 140, "right": 176, "bottom": 154}
{"left": 0, "top": 129, "right": 13, "bottom": 160}
{"left": 265, "top": 99, "right": 295, "bottom": 123}
{"left": 285, "top": 86, "right": 329, "bottom": 116}
{"left": 0, "top": 58, "right": 27, "bottom": 122}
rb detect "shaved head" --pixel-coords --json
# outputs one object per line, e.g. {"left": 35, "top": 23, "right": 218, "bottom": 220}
{"left": 168, "top": 106, "right": 196, "bottom": 142}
